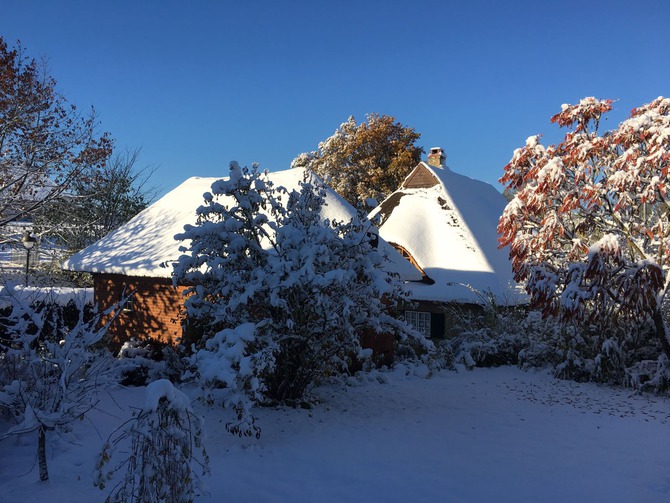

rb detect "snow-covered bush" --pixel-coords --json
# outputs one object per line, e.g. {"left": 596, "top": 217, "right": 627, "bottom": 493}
{"left": 0, "top": 284, "right": 118, "bottom": 481}
{"left": 624, "top": 354, "right": 670, "bottom": 394}
{"left": 116, "top": 338, "right": 187, "bottom": 386}
{"left": 446, "top": 291, "right": 528, "bottom": 369}
{"left": 445, "top": 292, "right": 664, "bottom": 389}
{"left": 95, "top": 379, "right": 209, "bottom": 502}
{"left": 513, "top": 312, "right": 663, "bottom": 387}
{"left": 395, "top": 333, "right": 454, "bottom": 375}
{"left": 174, "top": 163, "right": 427, "bottom": 436}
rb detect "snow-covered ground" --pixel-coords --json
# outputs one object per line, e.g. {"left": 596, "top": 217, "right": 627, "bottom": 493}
{"left": 1, "top": 366, "right": 669, "bottom": 502}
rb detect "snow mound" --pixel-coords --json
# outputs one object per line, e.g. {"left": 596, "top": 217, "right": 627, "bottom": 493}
{"left": 143, "top": 379, "right": 192, "bottom": 412}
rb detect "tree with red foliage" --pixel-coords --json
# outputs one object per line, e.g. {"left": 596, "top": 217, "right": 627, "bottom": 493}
{"left": 498, "top": 97, "right": 670, "bottom": 359}
{"left": 0, "top": 37, "right": 112, "bottom": 241}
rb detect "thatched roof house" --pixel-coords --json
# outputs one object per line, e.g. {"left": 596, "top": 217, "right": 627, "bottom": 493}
{"left": 369, "top": 148, "right": 524, "bottom": 337}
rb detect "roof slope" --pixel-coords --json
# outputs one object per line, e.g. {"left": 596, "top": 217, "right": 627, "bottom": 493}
{"left": 63, "top": 167, "right": 421, "bottom": 281}
{"left": 370, "top": 162, "right": 523, "bottom": 304}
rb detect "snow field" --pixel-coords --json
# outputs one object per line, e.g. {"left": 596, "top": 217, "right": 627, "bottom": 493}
{"left": 1, "top": 366, "right": 669, "bottom": 502}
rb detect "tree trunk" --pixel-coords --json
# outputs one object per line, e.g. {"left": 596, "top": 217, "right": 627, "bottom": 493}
{"left": 651, "top": 308, "right": 670, "bottom": 360}
{"left": 38, "top": 426, "right": 48, "bottom": 482}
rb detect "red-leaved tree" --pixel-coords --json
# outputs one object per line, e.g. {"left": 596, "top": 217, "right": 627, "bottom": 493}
{"left": 498, "top": 97, "right": 670, "bottom": 359}
{"left": 0, "top": 37, "right": 112, "bottom": 242}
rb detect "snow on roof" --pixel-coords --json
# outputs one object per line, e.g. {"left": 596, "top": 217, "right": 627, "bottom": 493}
{"left": 370, "top": 162, "right": 524, "bottom": 305}
{"left": 63, "top": 167, "right": 421, "bottom": 281}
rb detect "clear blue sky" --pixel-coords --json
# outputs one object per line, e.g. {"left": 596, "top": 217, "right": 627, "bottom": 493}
{"left": 2, "top": 0, "right": 669, "bottom": 196}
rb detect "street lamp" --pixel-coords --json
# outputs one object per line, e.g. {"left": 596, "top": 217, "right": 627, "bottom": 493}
{"left": 21, "top": 231, "right": 37, "bottom": 285}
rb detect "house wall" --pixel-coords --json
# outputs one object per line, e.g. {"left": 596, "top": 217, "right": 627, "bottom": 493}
{"left": 94, "top": 273, "right": 187, "bottom": 349}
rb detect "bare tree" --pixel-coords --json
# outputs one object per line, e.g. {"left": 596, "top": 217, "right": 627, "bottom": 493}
{"left": 36, "top": 148, "right": 158, "bottom": 253}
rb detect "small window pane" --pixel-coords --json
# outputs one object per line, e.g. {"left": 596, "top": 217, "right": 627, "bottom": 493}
{"left": 405, "top": 310, "right": 431, "bottom": 337}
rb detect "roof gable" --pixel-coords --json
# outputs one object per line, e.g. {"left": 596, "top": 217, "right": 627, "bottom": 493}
{"left": 402, "top": 163, "right": 440, "bottom": 189}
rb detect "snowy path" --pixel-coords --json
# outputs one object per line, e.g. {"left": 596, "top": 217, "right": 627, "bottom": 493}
{"left": 1, "top": 366, "right": 669, "bottom": 502}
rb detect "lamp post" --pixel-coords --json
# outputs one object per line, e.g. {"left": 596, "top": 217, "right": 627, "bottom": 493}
{"left": 21, "top": 231, "right": 37, "bottom": 285}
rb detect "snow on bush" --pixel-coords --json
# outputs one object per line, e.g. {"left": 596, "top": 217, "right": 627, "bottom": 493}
{"left": 442, "top": 285, "right": 666, "bottom": 393}
{"left": 0, "top": 284, "right": 118, "bottom": 481}
{"left": 625, "top": 354, "right": 670, "bottom": 393}
{"left": 444, "top": 289, "right": 527, "bottom": 369}
{"left": 174, "top": 163, "right": 429, "bottom": 436}
{"left": 0, "top": 284, "right": 93, "bottom": 309}
{"left": 95, "top": 379, "right": 210, "bottom": 503}
{"left": 116, "top": 337, "right": 187, "bottom": 386}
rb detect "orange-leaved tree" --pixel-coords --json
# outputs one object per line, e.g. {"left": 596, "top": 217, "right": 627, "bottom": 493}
{"left": 291, "top": 114, "right": 423, "bottom": 207}
{"left": 498, "top": 97, "right": 670, "bottom": 359}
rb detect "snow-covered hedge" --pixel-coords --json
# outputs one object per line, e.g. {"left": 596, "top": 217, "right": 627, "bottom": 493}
{"left": 0, "top": 284, "right": 93, "bottom": 309}
{"left": 446, "top": 297, "right": 669, "bottom": 394}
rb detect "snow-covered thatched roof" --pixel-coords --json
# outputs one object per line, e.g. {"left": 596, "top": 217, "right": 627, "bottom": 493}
{"left": 63, "top": 167, "right": 422, "bottom": 281}
{"left": 370, "top": 162, "right": 524, "bottom": 305}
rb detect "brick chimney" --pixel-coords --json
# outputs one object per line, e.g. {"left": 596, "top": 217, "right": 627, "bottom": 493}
{"left": 427, "top": 147, "right": 446, "bottom": 168}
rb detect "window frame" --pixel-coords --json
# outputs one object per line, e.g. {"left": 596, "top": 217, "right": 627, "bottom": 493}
{"left": 405, "top": 310, "right": 432, "bottom": 337}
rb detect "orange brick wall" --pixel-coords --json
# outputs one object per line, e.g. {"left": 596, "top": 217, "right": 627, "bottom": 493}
{"left": 94, "top": 273, "right": 187, "bottom": 349}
